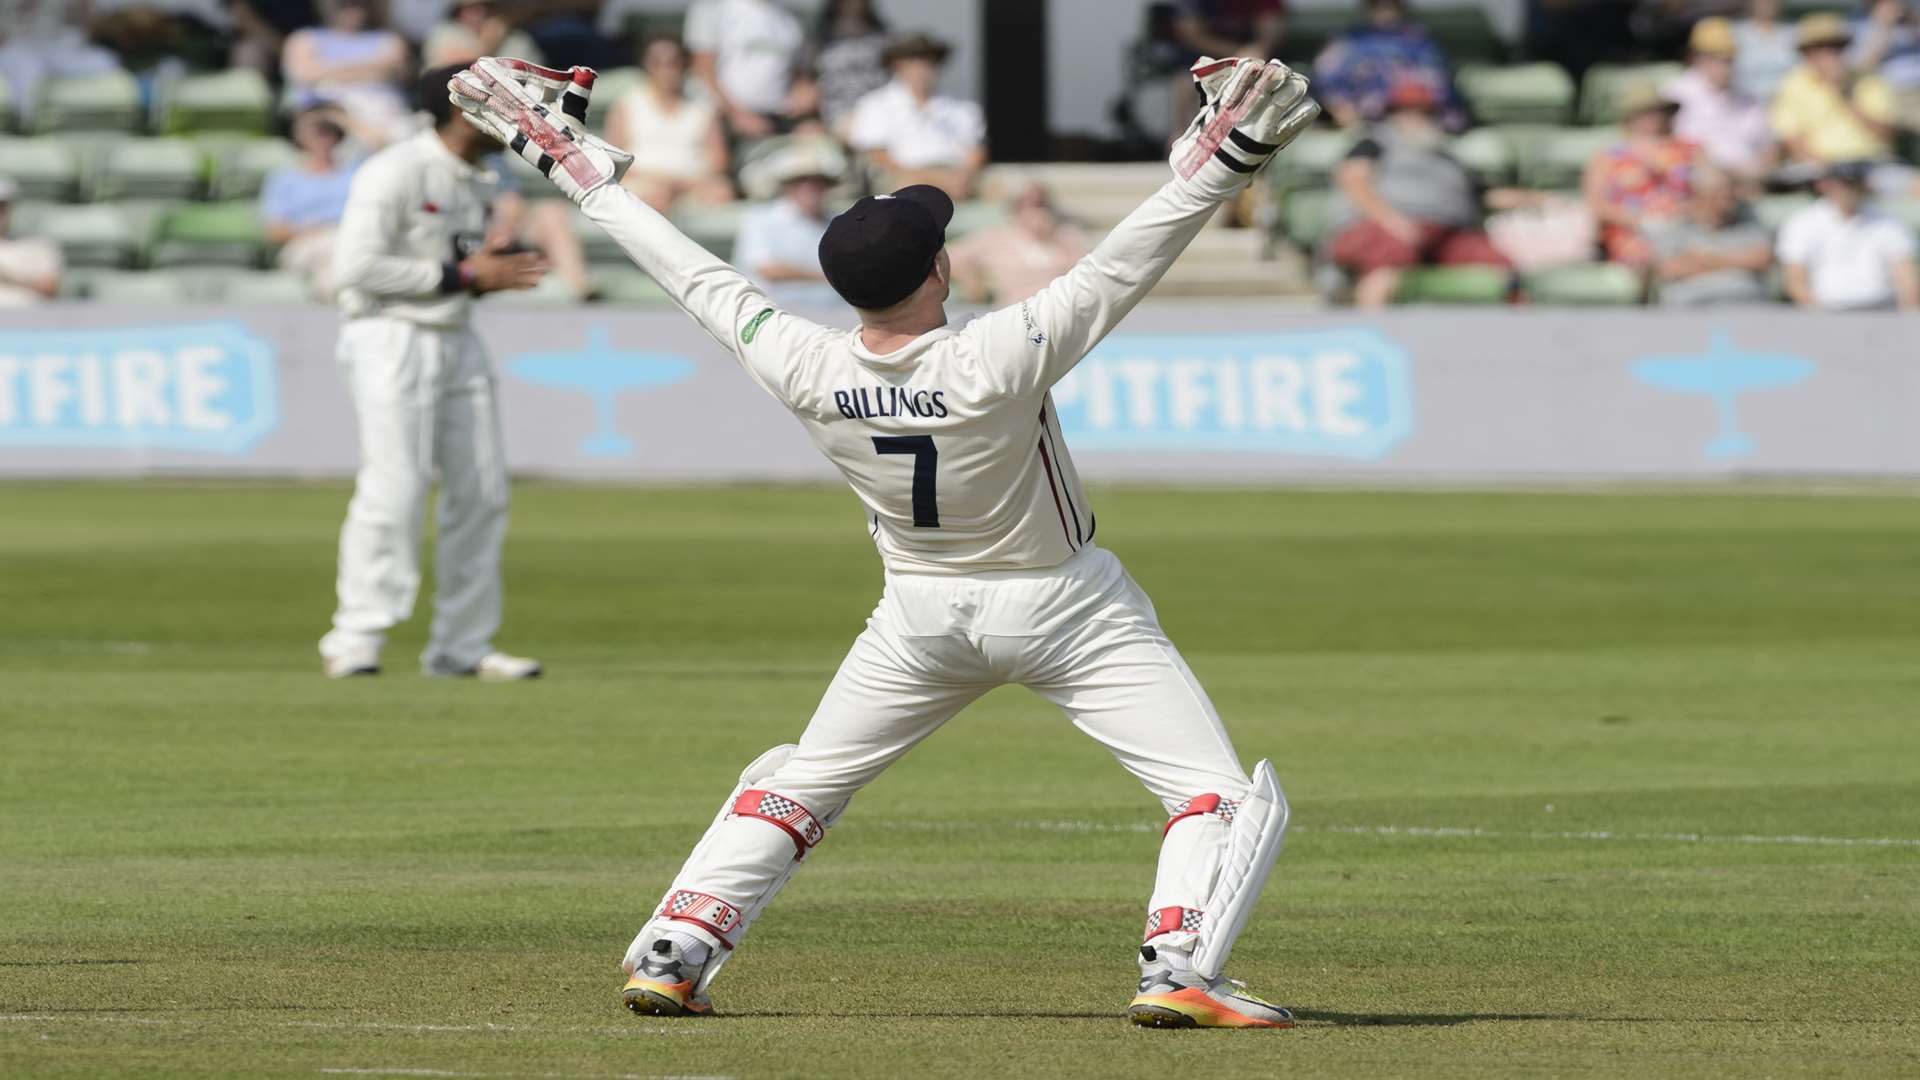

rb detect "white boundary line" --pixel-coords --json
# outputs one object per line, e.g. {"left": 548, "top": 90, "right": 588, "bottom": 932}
{"left": 871, "top": 819, "right": 1920, "bottom": 848}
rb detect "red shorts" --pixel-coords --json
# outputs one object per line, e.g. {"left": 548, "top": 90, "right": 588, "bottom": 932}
{"left": 1329, "top": 220, "right": 1511, "bottom": 275}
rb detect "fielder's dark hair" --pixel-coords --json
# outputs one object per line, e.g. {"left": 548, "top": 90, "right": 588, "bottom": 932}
{"left": 418, "top": 64, "right": 467, "bottom": 129}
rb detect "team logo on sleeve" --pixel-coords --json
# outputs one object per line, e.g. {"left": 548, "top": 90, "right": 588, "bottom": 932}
{"left": 1020, "top": 301, "right": 1047, "bottom": 347}
{"left": 741, "top": 308, "right": 775, "bottom": 345}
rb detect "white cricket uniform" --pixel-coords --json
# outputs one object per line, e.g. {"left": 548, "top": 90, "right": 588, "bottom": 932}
{"left": 583, "top": 177, "right": 1257, "bottom": 971}
{"left": 320, "top": 129, "right": 512, "bottom": 671}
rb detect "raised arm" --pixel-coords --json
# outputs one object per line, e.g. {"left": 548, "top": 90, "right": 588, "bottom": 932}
{"left": 448, "top": 57, "right": 824, "bottom": 400}
{"left": 978, "top": 58, "right": 1319, "bottom": 396}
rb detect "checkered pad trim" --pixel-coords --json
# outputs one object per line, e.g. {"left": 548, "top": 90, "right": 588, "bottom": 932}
{"left": 730, "top": 788, "right": 825, "bottom": 857}
{"left": 1163, "top": 793, "right": 1239, "bottom": 836}
{"left": 659, "top": 889, "right": 741, "bottom": 948}
{"left": 1145, "top": 905, "right": 1204, "bottom": 941}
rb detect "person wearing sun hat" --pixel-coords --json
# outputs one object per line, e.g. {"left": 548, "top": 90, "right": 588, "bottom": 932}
{"left": 846, "top": 32, "right": 988, "bottom": 199}
{"left": 1584, "top": 80, "right": 1703, "bottom": 267}
{"left": 1770, "top": 12, "right": 1915, "bottom": 194}
{"left": 1664, "top": 17, "right": 1776, "bottom": 182}
{"left": 732, "top": 136, "right": 851, "bottom": 308}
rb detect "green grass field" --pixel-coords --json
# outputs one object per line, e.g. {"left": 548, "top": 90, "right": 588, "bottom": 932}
{"left": 3, "top": 482, "right": 1917, "bottom": 1079}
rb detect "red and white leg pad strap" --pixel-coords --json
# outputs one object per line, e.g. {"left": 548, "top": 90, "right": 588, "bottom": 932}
{"left": 1145, "top": 905, "right": 1206, "bottom": 942}
{"left": 1164, "top": 793, "right": 1240, "bottom": 836}
{"left": 658, "top": 890, "right": 743, "bottom": 949}
{"left": 730, "top": 789, "right": 825, "bottom": 858}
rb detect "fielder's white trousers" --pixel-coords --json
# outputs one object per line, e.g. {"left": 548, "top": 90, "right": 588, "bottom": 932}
{"left": 645, "top": 545, "right": 1256, "bottom": 963}
{"left": 320, "top": 317, "right": 509, "bottom": 670}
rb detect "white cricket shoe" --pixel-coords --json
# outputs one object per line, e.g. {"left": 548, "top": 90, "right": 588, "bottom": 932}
{"left": 622, "top": 933, "right": 714, "bottom": 1017}
{"left": 1128, "top": 944, "right": 1294, "bottom": 1028}
{"left": 322, "top": 648, "right": 381, "bottom": 679}
{"left": 424, "top": 652, "right": 544, "bottom": 681}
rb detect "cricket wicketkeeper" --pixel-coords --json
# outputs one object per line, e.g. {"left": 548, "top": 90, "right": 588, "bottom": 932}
{"left": 451, "top": 53, "right": 1318, "bottom": 1027}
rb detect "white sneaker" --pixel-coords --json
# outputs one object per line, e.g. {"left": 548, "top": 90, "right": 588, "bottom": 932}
{"left": 425, "top": 651, "right": 543, "bottom": 681}
{"left": 322, "top": 648, "right": 381, "bottom": 679}
{"left": 1129, "top": 944, "right": 1293, "bottom": 1028}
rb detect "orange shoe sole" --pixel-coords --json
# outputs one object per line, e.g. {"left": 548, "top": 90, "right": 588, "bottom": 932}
{"left": 622, "top": 976, "right": 712, "bottom": 1017}
{"left": 1128, "top": 988, "right": 1292, "bottom": 1029}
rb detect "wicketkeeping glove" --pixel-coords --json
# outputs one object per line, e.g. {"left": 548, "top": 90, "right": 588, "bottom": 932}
{"left": 1171, "top": 57, "right": 1319, "bottom": 201}
{"left": 448, "top": 57, "right": 634, "bottom": 203}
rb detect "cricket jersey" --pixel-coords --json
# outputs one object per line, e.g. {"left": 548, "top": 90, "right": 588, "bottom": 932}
{"left": 580, "top": 178, "right": 1220, "bottom": 575}
{"left": 334, "top": 128, "right": 499, "bottom": 327}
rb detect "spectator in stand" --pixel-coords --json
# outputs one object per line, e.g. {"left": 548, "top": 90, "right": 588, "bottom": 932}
{"left": 733, "top": 138, "right": 848, "bottom": 308}
{"left": 1162, "top": 1, "right": 1288, "bottom": 139}
{"left": 1648, "top": 165, "right": 1773, "bottom": 306}
{"left": 423, "top": 0, "right": 544, "bottom": 67}
{"left": 386, "top": 0, "right": 446, "bottom": 44}
{"left": 1314, "top": 0, "right": 1465, "bottom": 132}
{"left": 848, "top": 33, "right": 988, "bottom": 200}
{"left": 1854, "top": 0, "right": 1920, "bottom": 124}
{"left": 685, "top": 0, "right": 817, "bottom": 139}
{"left": 1665, "top": 17, "right": 1776, "bottom": 183}
{"left": 1525, "top": 0, "right": 1636, "bottom": 85}
{"left": 261, "top": 107, "right": 360, "bottom": 301}
{"left": 1731, "top": 0, "right": 1799, "bottom": 99}
{"left": 0, "top": 177, "right": 62, "bottom": 306}
{"left": 228, "top": 0, "right": 318, "bottom": 79}
{"left": 605, "top": 36, "right": 736, "bottom": 214}
{"left": 814, "top": 0, "right": 892, "bottom": 139}
{"left": 1779, "top": 162, "right": 1920, "bottom": 309}
{"left": 949, "top": 183, "right": 1091, "bottom": 305}
{"left": 1584, "top": 81, "right": 1701, "bottom": 266}
{"left": 1327, "top": 80, "right": 1529, "bottom": 308}
{"left": 257, "top": 108, "right": 359, "bottom": 297}
{"left": 283, "top": 0, "right": 414, "bottom": 146}
{"left": 1773, "top": 14, "right": 1913, "bottom": 195}
{"left": 0, "top": 0, "right": 124, "bottom": 127}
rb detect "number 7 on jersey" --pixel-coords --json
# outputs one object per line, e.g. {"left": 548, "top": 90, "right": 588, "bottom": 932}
{"left": 871, "top": 436, "right": 940, "bottom": 528}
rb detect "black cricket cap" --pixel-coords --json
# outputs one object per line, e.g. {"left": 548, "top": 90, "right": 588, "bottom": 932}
{"left": 818, "top": 185, "right": 955, "bottom": 310}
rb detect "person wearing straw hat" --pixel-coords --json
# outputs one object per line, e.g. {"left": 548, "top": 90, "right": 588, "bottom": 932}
{"left": 0, "top": 176, "right": 62, "bottom": 307}
{"left": 733, "top": 137, "right": 849, "bottom": 307}
{"left": 846, "top": 32, "right": 987, "bottom": 199}
{"left": 1770, "top": 12, "right": 1915, "bottom": 195}
{"left": 1584, "top": 80, "right": 1702, "bottom": 266}
{"left": 1665, "top": 17, "right": 1777, "bottom": 182}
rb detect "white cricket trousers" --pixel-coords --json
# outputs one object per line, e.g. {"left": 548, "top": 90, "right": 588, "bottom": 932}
{"left": 320, "top": 317, "right": 509, "bottom": 670}
{"left": 643, "top": 544, "right": 1257, "bottom": 966}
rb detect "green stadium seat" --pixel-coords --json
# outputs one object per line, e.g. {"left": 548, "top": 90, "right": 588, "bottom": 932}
{"left": 586, "top": 66, "right": 643, "bottom": 134}
{"left": 76, "top": 269, "right": 194, "bottom": 304}
{"left": 1282, "top": 188, "right": 1335, "bottom": 250}
{"left": 1393, "top": 265, "right": 1511, "bottom": 304}
{"left": 947, "top": 200, "right": 1008, "bottom": 239}
{"left": 211, "top": 137, "right": 301, "bottom": 200}
{"left": 0, "top": 138, "right": 82, "bottom": 201}
{"left": 1449, "top": 127, "right": 1515, "bottom": 186}
{"left": 19, "top": 204, "right": 146, "bottom": 268}
{"left": 671, "top": 202, "right": 744, "bottom": 260}
{"left": 35, "top": 71, "right": 144, "bottom": 133}
{"left": 1278, "top": 8, "right": 1351, "bottom": 65}
{"left": 1524, "top": 262, "right": 1644, "bottom": 305}
{"left": 208, "top": 270, "right": 313, "bottom": 304}
{"left": 1457, "top": 63, "right": 1575, "bottom": 126}
{"left": 150, "top": 201, "right": 270, "bottom": 268}
{"left": 98, "top": 138, "right": 207, "bottom": 201}
{"left": 163, "top": 69, "right": 275, "bottom": 135}
{"left": 1752, "top": 192, "right": 1814, "bottom": 232}
{"left": 1580, "top": 63, "right": 1684, "bottom": 125}
{"left": 594, "top": 267, "right": 673, "bottom": 305}
{"left": 1522, "top": 125, "right": 1621, "bottom": 190}
{"left": 1273, "top": 127, "right": 1356, "bottom": 191}
{"left": 1422, "top": 6, "right": 1506, "bottom": 64}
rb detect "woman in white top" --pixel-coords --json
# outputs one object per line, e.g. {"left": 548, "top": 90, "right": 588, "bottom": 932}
{"left": 604, "top": 37, "right": 736, "bottom": 214}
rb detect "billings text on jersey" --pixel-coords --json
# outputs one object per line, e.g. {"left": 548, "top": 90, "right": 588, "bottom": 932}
{"left": 834, "top": 386, "right": 950, "bottom": 421}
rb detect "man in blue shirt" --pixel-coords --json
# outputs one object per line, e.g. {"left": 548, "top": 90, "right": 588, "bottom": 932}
{"left": 260, "top": 106, "right": 360, "bottom": 299}
{"left": 732, "top": 138, "right": 848, "bottom": 308}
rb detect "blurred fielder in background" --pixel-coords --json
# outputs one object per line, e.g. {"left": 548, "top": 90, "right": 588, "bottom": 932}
{"left": 452, "top": 53, "right": 1317, "bottom": 1027}
{"left": 319, "top": 65, "right": 547, "bottom": 682}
